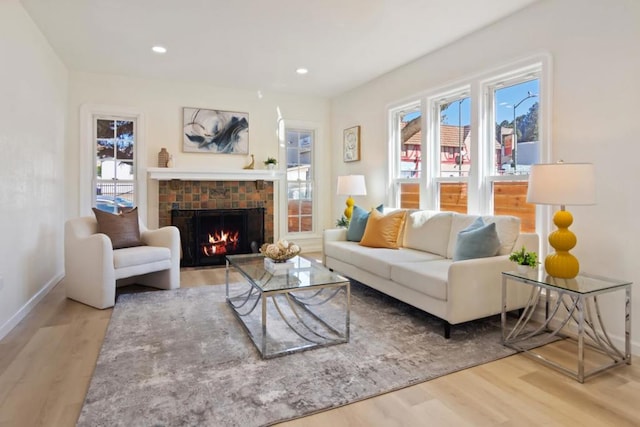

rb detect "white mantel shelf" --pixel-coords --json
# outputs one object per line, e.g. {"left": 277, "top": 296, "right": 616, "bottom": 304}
{"left": 147, "top": 167, "right": 285, "bottom": 181}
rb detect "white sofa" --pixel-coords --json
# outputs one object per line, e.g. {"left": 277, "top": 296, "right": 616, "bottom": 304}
{"left": 323, "top": 210, "right": 539, "bottom": 338}
{"left": 64, "top": 216, "right": 181, "bottom": 309}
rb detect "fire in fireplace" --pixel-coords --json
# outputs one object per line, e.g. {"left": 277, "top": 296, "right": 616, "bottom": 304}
{"left": 202, "top": 228, "right": 240, "bottom": 256}
{"left": 171, "top": 208, "right": 264, "bottom": 267}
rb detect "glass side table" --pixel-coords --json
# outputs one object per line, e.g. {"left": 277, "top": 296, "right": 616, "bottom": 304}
{"left": 501, "top": 268, "right": 632, "bottom": 383}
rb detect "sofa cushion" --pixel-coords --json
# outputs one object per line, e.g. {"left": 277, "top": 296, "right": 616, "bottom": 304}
{"left": 323, "top": 241, "right": 359, "bottom": 265}
{"left": 484, "top": 215, "right": 521, "bottom": 255}
{"left": 92, "top": 207, "right": 145, "bottom": 249}
{"left": 447, "top": 213, "right": 521, "bottom": 258}
{"left": 452, "top": 217, "right": 500, "bottom": 261}
{"left": 390, "top": 259, "right": 452, "bottom": 301}
{"left": 347, "top": 204, "right": 383, "bottom": 242}
{"left": 359, "top": 209, "right": 407, "bottom": 249}
{"left": 402, "top": 211, "right": 452, "bottom": 257}
{"left": 350, "top": 246, "right": 443, "bottom": 279}
{"left": 113, "top": 245, "right": 171, "bottom": 269}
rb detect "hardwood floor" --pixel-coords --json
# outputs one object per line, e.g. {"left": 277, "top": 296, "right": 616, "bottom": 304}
{"left": 1, "top": 258, "right": 638, "bottom": 426}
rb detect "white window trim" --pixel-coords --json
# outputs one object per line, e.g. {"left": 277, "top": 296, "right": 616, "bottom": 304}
{"left": 387, "top": 52, "right": 552, "bottom": 236}
{"left": 279, "top": 119, "right": 322, "bottom": 243}
{"left": 79, "top": 104, "right": 147, "bottom": 221}
{"left": 387, "top": 99, "right": 423, "bottom": 208}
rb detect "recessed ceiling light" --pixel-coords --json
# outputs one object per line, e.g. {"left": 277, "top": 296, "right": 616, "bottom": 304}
{"left": 296, "top": 68, "right": 308, "bottom": 75}
{"left": 152, "top": 46, "right": 167, "bottom": 54}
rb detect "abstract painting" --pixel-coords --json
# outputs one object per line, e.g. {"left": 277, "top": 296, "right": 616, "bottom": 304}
{"left": 183, "top": 108, "right": 249, "bottom": 154}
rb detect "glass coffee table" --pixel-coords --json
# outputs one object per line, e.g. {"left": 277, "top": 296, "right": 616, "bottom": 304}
{"left": 225, "top": 254, "right": 350, "bottom": 359}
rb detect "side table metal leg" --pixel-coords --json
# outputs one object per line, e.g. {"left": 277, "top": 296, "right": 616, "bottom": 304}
{"left": 501, "top": 275, "right": 507, "bottom": 343}
{"left": 626, "top": 286, "right": 632, "bottom": 364}
{"left": 577, "top": 295, "right": 585, "bottom": 383}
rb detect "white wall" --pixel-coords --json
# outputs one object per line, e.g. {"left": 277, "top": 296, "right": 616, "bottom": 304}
{"left": 331, "top": 0, "right": 640, "bottom": 350}
{"left": 0, "top": 0, "right": 68, "bottom": 338}
{"left": 66, "top": 72, "right": 331, "bottom": 245}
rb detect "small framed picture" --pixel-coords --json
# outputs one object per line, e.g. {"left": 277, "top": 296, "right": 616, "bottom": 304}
{"left": 343, "top": 125, "right": 361, "bottom": 162}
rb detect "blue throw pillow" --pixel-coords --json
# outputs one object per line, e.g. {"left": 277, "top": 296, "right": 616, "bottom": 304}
{"left": 346, "top": 204, "right": 383, "bottom": 242}
{"left": 453, "top": 217, "right": 501, "bottom": 261}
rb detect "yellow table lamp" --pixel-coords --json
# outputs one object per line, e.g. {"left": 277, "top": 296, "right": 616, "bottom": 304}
{"left": 526, "top": 162, "right": 596, "bottom": 279}
{"left": 337, "top": 175, "right": 367, "bottom": 220}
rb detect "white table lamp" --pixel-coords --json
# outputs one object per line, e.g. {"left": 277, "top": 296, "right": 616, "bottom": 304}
{"left": 337, "top": 175, "right": 367, "bottom": 220}
{"left": 526, "top": 162, "right": 596, "bottom": 278}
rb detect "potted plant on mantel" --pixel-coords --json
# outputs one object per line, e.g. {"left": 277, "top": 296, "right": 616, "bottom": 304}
{"left": 509, "top": 246, "right": 540, "bottom": 273}
{"left": 264, "top": 157, "right": 278, "bottom": 170}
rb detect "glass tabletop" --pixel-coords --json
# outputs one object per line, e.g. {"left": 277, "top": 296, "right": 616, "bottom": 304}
{"left": 503, "top": 268, "right": 632, "bottom": 295}
{"left": 226, "top": 254, "right": 349, "bottom": 292}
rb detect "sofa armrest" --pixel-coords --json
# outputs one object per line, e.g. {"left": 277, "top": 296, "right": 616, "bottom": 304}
{"left": 446, "top": 254, "right": 529, "bottom": 324}
{"left": 322, "top": 228, "right": 347, "bottom": 265}
{"left": 141, "top": 225, "right": 181, "bottom": 265}
{"left": 64, "top": 225, "right": 116, "bottom": 309}
{"left": 323, "top": 228, "right": 348, "bottom": 242}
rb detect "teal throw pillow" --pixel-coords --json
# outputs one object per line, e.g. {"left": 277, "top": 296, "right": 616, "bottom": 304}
{"left": 346, "top": 204, "right": 383, "bottom": 242}
{"left": 453, "top": 217, "right": 501, "bottom": 261}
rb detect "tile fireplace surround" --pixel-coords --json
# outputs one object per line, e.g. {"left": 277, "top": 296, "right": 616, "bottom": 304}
{"left": 157, "top": 180, "right": 275, "bottom": 243}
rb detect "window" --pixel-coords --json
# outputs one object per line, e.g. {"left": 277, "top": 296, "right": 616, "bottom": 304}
{"left": 94, "top": 118, "right": 136, "bottom": 213}
{"left": 392, "top": 102, "right": 422, "bottom": 209}
{"left": 389, "top": 56, "right": 549, "bottom": 233}
{"left": 286, "top": 128, "right": 314, "bottom": 233}
{"left": 434, "top": 94, "right": 470, "bottom": 213}
{"left": 486, "top": 77, "right": 540, "bottom": 232}
{"left": 80, "top": 105, "right": 146, "bottom": 219}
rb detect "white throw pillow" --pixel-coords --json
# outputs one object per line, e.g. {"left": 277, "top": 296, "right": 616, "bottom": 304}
{"left": 402, "top": 211, "right": 453, "bottom": 257}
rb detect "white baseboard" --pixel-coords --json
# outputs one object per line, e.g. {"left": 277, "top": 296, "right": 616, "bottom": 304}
{"left": 0, "top": 272, "right": 64, "bottom": 341}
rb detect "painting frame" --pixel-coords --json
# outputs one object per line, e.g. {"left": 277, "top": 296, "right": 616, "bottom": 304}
{"left": 343, "top": 125, "right": 361, "bottom": 162}
{"left": 182, "top": 107, "right": 249, "bottom": 154}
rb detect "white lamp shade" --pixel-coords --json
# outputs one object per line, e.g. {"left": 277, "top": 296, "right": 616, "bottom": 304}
{"left": 337, "top": 175, "right": 367, "bottom": 196}
{"left": 526, "top": 163, "right": 596, "bottom": 206}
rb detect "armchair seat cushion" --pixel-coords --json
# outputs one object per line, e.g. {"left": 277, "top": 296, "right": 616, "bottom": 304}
{"left": 114, "top": 246, "right": 171, "bottom": 269}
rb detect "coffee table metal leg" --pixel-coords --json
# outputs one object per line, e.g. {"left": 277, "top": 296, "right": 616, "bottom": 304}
{"left": 262, "top": 293, "right": 267, "bottom": 357}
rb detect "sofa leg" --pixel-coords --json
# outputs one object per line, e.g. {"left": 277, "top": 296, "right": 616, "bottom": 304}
{"left": 444, "top": 321, "right": 451, "bottom": 339}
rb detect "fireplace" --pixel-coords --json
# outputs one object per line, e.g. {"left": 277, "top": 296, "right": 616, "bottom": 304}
{"left": 172, "top": 208, "right": 265, "bottom": 266}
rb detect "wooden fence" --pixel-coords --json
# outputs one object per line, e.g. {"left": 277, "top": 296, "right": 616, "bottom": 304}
{"left": 400, "top": 182, "right": 535, "bottom": 232}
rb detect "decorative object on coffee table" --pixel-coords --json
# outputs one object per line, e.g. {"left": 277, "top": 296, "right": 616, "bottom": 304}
{"left": 259, "top": 239, "right": 300, "bottom": 262}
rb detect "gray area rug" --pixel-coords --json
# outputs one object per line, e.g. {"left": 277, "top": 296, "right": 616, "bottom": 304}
{"left": 78, "top": 282, "right": 516, "bottom": 426}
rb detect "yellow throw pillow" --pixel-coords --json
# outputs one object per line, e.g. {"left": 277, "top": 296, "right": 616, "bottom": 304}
{"left": 359, "top": 209, "right": 407, "bottom": 249}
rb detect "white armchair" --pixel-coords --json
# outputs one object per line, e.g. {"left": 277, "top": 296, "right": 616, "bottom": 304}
{"left": 64, "top": 216, "right": 180, "bottom": 309}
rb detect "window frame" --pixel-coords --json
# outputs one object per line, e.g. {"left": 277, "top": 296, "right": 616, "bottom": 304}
{"left": 279, "top": 119, "right": 320, "bottom": 241}
{"left": 426, "top": 87, "right": 471, "bottom": 211}
{"left": 80, "top": 104, "right": 147, "bottom": 219}
{"left": 388, "top": 99, "right": 425, "bottom": 208}
{"left": 388, "top": 54, "right": 552, "bottom": 236}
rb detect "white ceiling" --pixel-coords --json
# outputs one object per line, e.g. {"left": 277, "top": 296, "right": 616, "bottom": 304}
{"left": 20, "top": 0, "right": 538, "bottom": 97}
